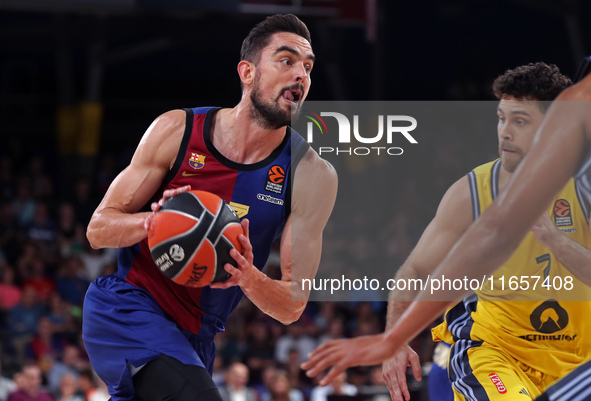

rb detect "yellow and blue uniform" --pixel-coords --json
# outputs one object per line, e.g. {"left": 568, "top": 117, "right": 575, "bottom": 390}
{"left": 432, "top": 159, "right": 591, "bottom": 400}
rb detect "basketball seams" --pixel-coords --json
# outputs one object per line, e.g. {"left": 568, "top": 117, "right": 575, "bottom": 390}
{"left": 173, "top": 204, "right": 219, "bottom": 282}
{"left": 171, "top": 213, "right": 215, "bottom": 281}
{"left": 149, "top": 211, "right": 200, "bottom": 248}
{"left": 158, "top": 209, "right": 199, "bottom": 222}
{"left": 148, "top": 190, "right": 243, "bottom": 287}
{"left": 210, "top": 222, "right": 243, "bottom": 248}
{"left": 150, "top": 205, "right": 210, "bottom": 281}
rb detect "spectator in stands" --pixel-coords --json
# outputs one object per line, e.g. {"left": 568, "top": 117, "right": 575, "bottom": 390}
{"left": 284, "top": 349, "right": 312, "bottom": 393}
{"left": 46, "top": 294, "right": 74, "bottom": 342}
{"left": 75, "top": 370, "right": 95, "bottom": 401}
{"left": 11, "top": 178, "right": 36, "bottom": 228}
{"left": 77, "top": 242, "right": 116, "bottom": 282}
{"left": 310, "top": 371, "right": 357, "bottom": 401}
{"left": 47, "top": 346, "right": 86, "bottom": 395}
{"left": 22, "top": 261, "right": 55, "bottom": 304}
{"left": 26, "top": 317, "right": 64, "bottom": 370}
{"left": 8, "top": 287, "right": 45, "bottom": 365}
{"left": 54, "top": 258, "right": 88, "bottom": 306}
{"left": 254, "top": 365, "right": 277, "bottom": 401}
{"left": 275, "top": 324, "right": 316, "bottom": 365}
{"left": 26, "top": 202, "right": 57, "bottom": 259}
{"left": 53, "top": 374, "right": 82, "bottom": 401}
{"left": 56, "top": 203, "right": 82, "bottom": 259}
{"left": 262, "top": 370, "right": 303, "bottom": 401}
{"left": 7, "top": 364, "right": 53, "bottom": 401}
{"left": 86, "top": 377, "right": 108, "bottom": 401}
{"left": 317, "top": 317, "right": 345, "bottom": 346}
{"left": 0, "top": 359, "right": 16, "bottom": 401}
{"left": 0, "top": 266, "right": 21, "bottom": 312}
{"left": 71, "top": 179, "right": 94, "bottom": 227}
{"left": 218, "top": 362, "right": 256, "bottom": 401}
{"left": 27, "top": 158, "right": 54, "bottom": 202}
{"left": 243, "top": 321, "right": 274, "bottom": 385}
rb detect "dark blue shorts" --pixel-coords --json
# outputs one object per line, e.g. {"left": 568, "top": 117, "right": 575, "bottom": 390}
{"left": 82, "top": 274, "right": 217, "bottom": 401}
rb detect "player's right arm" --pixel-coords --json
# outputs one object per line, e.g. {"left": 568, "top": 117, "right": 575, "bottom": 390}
{"left": 302, "top": 76, "right": 591, "bottom": 384}
{"left": 382, "top": 175, "right": 473, "bottom": 401}
{"left": 86, "top": 110, "right": 187, "bottom": 249}
{"left": 380, "top": 77, "right": 591, "bottom": 367}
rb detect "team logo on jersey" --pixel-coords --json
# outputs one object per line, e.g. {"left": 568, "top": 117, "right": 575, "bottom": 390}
{"left": 530, "top": 299, "right": 569, "bottom": 334}
{"left": 229, "top": 202, "right": 249, "bottom": 218}
{"left": 488, "top": 374, "right": 507, "bottom": 394}
{"left": 265, "top": 165, "right": 286, "bottom": 194}
{"left": 553, "top": 199, "right": 572, "bottom": 227}
{"left": 189, "top": 153, "right": 206, "bottom": 169}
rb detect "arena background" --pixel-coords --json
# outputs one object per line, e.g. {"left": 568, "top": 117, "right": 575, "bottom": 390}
{"left": 1, "top": 1, "right": 590, "bottom": 400}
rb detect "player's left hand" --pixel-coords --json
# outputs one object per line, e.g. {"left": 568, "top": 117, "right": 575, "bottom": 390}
{"left": 210, "top": 219, "right": 255, "bottom": 289}
{"left": 144, "top": 185, "right": 192, "bottom": 231}
{"left": 531, "top": 211, "right": 561, "bottom": 248}
{"left": 301, "top": 333, "right": 399, "bottom": 386}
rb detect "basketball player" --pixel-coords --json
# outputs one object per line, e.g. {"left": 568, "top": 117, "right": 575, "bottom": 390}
{"left": 381, "top": 62, "right": 590, "bottom": 401}
{"left": 303, "top": 63, "right": 591, "bottom": 400}
{"left": 82, "top": 14, "right": 337, "bottom": 401}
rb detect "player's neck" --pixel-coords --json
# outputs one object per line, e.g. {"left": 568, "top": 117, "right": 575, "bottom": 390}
{"left": 210, "top": 106, "right": 287, "bottom": 165}
{"left": 498, "top": 168, "right": 513, "bottom": 193}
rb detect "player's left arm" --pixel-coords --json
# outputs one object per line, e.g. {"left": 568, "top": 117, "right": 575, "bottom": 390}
{"left": 211, "top": 149, "right": 338, "bottom": 324}
{"left": 531, "top": 210, "right": 591, "bottom": 286}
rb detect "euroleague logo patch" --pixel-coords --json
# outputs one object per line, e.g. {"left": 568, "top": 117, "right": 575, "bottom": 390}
{"left": 488, "top": 373, "right": 507, "bottom": 394}
{"left": 265, "top": 165, "right": 286, "bottom": 194}
{"left": 553, "top": 199, "right": 573, "bottom": 227}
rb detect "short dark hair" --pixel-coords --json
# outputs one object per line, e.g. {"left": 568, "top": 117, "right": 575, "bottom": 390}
{"left": 493, "top": 62, "right": 572, "bottom": 111}
{"left": 240, "top": 14, "right": 311, "bottom": 64}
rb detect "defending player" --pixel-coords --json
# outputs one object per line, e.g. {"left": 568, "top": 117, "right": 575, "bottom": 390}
{"left": 82, "top": 14, "right": 337, "bottom": 401}
{"left": 304, "top": 63, "right": 591, "bottom": 400}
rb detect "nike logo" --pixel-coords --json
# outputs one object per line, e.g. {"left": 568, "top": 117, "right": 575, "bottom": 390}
{"left": 182, "top": 171, "right": 201, "bottom": 177}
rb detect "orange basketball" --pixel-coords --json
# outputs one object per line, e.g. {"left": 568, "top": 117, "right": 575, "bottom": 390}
{"left": 147, "top": 190, "right": 244, "bottom": 287}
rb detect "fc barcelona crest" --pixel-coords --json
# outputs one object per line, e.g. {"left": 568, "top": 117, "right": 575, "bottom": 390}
{"left": 189, "top": 153, "right": 205, "bottom": 169}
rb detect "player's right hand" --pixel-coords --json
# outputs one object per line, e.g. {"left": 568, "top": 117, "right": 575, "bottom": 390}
{"left": 144, "top": 185, "right": 191, "bottom": 231}
{"left": 382, "top": 345, "right": 422, "bottom": 401}
{"left": 302, "top": 333, "right": 399, "bottom": 386}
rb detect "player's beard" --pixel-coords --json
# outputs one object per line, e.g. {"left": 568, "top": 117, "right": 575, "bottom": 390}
{"left": 498, "top": 141, "right": 524, "bottom": 173}
{"left": 250, "top": 76, "right": 303, "bottom": 130}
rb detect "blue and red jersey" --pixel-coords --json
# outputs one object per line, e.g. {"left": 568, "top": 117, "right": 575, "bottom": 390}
{"left": 117, "top": 107, "right": 309, "bottom": 336}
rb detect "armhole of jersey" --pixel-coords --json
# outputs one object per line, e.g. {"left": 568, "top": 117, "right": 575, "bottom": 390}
{"left": 467, "top": 171, "right": 480, "bottom": 221}
{"left": 285, "top": 133, "right": 311, "bottom": 216}
{"left": 162, "top": 108, "right": 194, "bottom": 187}
{"left": 490, "top": 159, "right": 501, "bottom": 200}
{"left": 575, "top": 179, "right": 591, "bottom": 224}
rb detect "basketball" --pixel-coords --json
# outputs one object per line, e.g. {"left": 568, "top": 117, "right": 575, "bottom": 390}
{"left": 147, "top": 190, "right": 244, "bottom": 288}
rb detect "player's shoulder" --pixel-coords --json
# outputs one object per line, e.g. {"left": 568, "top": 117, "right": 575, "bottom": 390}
{"left": 436, "top": 172, "right": 473, "bottom": 224}
{"left": 141, "top": 109, "right": 187, "bottom": 144}
{"left": 291, "top": 147, "right": 337, "bottom": 215}
{"left": 152, "top": 109, "right": 187, "bottom": 131}
{"left": 558, "top": 76, "right": 591, "bottom": 101}
{"left": 441, "top": 174, "right": 472, "bottom": 205}
{"left": 134, "top": 110, "right": 187, "bottom": 164}
{"left": 297, "top": 146, "right": 338, "bottom": 186}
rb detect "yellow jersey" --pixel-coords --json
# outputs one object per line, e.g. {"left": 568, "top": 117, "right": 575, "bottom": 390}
{"left": 432, "top": 159, "right": 591, "bottom": 378}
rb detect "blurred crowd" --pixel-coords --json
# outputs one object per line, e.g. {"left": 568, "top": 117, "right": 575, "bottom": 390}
{"left": 0, "top": 121, "right": 493, "bottom": 401}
